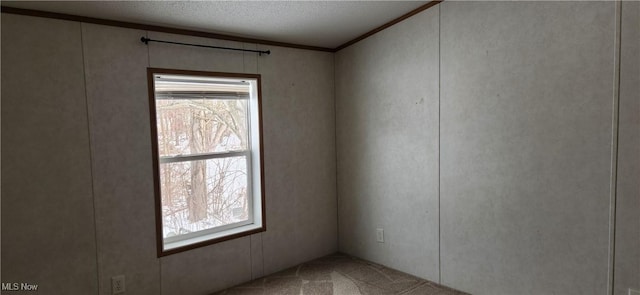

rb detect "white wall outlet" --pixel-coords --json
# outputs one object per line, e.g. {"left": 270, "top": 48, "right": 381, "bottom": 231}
{"left": 112, "top": 275, "right": 125, "bottom": 294}
{"left": 629, "top": 288, "right": 640, "bottom": 295}
{"left": 376, "top": 228, "right": 384, "bottom": 243}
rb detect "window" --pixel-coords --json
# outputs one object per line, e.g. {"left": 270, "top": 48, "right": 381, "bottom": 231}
{"left": 147, "top": 68, "right": 265, "bottom": 256}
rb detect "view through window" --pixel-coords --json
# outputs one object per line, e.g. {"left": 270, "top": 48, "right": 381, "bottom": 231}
{"left": 148, "top": 69, "right": 265, "bottom": 255}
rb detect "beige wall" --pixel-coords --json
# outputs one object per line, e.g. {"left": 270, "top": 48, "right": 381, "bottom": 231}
{"left": 439, "top": 2, "right": 614, "bottom": 294}
{"left": 336, "top": 1, "right": 639, "bottom": 295}
{"left": 1, "top": 14, "right": 99, "bottom": 295}
{"left": 615, "top": 1, "right": 640, "bottom": 294}
{"left": 336, "top": 6, "right": 440, "bottom": 282}
{"left": 2, "top": 13, "right": 337, "bottom": 295}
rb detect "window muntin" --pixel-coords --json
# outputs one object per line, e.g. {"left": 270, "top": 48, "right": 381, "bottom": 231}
{"left": 148, "top": 69, "right": 265, "bottom": 256}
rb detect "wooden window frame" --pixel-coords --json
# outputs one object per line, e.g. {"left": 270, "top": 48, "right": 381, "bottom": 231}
{"left": 147, "top": 68, "right": 266, "bottom": 257}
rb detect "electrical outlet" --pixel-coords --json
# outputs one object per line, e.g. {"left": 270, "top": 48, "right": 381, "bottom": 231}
{"left": 112, "top": 275, "right": 125, "bottom": 294}
{"left": 376, "top": 228, "right": 384, "bottom": 243}
{"left": 629, "top": 288, "right": 640, "bottom": 295}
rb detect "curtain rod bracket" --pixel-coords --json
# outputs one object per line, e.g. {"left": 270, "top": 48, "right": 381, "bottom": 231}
{"left": 140, "top": 36, "right": 270, "bottom": 56}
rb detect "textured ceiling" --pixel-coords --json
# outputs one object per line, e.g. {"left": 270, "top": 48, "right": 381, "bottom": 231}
{"left": 2, "top": 1, "right": 429, "bottom": 48}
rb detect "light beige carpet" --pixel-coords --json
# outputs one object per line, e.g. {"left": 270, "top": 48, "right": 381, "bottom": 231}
{"left": 213, "top": 253, "right": 469, "bottom": 295}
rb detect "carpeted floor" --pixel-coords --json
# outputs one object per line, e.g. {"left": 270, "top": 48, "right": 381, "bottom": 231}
{"left": 213, "top": 253, "right": 469, "bottom": 295}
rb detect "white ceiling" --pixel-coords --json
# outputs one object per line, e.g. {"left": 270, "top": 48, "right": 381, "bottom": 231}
{"left": 2, "top": 1, "right": 429, "bottom": 49}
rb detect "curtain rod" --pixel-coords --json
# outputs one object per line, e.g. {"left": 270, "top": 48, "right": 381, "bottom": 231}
{"left": 140, "top": 37, "right": 271, "bottom": 56}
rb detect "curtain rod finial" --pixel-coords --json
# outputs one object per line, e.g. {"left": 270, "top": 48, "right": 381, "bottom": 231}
{"left": 141, "top": 37, "right": 149, "bottom": 44}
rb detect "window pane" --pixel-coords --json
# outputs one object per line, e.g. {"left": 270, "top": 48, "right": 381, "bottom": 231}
{"left": 159, "top": 156, "right": 249, "bottom": 239}
{"left": 155, "top": 99, "right": 248, "bottom": 156}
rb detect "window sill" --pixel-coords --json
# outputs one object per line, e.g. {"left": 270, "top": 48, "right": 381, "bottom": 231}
{"left": 160, "top": 223, "right": 265, "bottom": 256}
